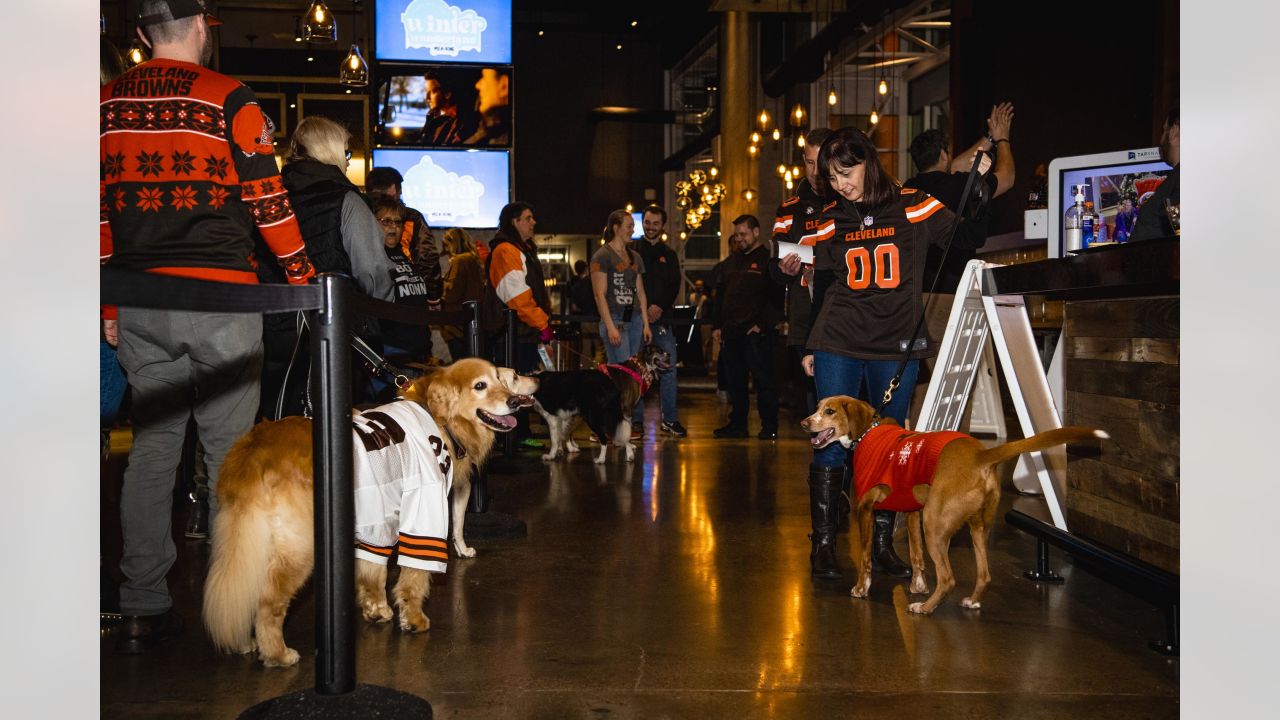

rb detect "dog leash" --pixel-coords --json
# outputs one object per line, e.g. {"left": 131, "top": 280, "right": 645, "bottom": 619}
{"left": 876, "top": 148, "right": 991, "bottom": 415}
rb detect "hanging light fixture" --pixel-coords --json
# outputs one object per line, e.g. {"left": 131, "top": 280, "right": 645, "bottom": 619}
{"left": 747, "top": 145, "right": 759, "bottom": 158}
{"left": 791, "top": 103, "right": 807, "bottom": 127}
{"left": 869, "top": 109, "right": 880, "bottom": 125}
{"left": 749, "top": 131, "right": 762, "bottom": 144}
{"left": 878, "top": 77, "right": 889, "bottom": 95}
{"left": 827, "top": 88, "right": 838, "bottom": 106}
{"left": 797, "top": 135, "right": 806, "bottom": 148}
{"left": 771, "top": 128, "right": 781, "bottom": 142}
{"left": 741, "top": 188, "right": 756, "bottom": 202}
{"left": 303, "top": 0, "right": 337, "bottom": 44}
{"left": 785, "top": 178, "right": 794, "bottom": 190}
{"left": 758, "top": 109, "right": 770, "bottom": 127}
{"left": 708, "top": 165, "right": 719, "bottom": 179}
{"left": 125, "top": 38, "right": 148, "bottom": 68}
{"left": 340, "top": 44, "right": 369, "bottom": 87}
{"left": 776, "top": 163, "right": 787, "bottom": 176}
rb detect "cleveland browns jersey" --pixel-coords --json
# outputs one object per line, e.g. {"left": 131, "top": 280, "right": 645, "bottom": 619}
{"left": 351, "top": 399, "right": 455, "bottom": 573}
{"left": 806, "top": 188, "right": 963, "bottom": 360}
{"left": 771, "top": 181, "right": 826, "bottom": 345}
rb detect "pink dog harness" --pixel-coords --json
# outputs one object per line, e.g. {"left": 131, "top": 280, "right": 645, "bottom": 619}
{"left": 598, "top": 362, "right": 649, "bottom": 395}
{"left": 852, "top": 425, "right": 969, "bottom": 512}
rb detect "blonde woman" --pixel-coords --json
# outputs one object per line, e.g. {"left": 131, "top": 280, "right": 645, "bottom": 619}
{"left": 280, "top": 116, "right": 394, "bottom": 301}
{"left": 591, "top": 209, "right": 652, "bottom": 362}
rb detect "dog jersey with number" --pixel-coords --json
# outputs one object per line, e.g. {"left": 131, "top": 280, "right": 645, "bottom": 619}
{"left": 853, "top": 424, "right": 970, "bottom": 512}
{"left": 351, "top": 400, "right": 454, "bottom": 573}
{"left": 806, "top": 189, "right": 970, "bottom": 360}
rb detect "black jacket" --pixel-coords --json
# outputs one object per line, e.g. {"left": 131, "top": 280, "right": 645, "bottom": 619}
{"left": 714, "top": 244, "right": 781, "bottom": 336}
{"left": 632, "top": 238, "right": 682, "bottom": 323}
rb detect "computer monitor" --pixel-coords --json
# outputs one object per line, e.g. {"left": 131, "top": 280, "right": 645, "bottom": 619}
{"left": 1047, "top": 148, "right": 1174, "bottom": 257}
{"left": 370, "top": 148, "right": 510, "bottom": 228}
{"left": 374, "top": 0, "right": 512, "bottom": 65}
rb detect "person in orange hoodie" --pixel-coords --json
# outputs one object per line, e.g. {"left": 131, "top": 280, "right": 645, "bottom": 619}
{"left": 484, "top": 201, "right": 553, "bottom": 445}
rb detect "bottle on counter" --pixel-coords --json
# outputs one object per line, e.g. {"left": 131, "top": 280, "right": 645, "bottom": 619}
{"left": 1082, "top": 200, "right": 1097, "bottom": 249}
{"left": 1064, "top": 185, "right": 1086, "bottom": 252}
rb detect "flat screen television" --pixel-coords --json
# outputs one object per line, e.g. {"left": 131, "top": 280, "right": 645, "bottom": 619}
{"left": 370, "top": 148, "right": 510, "bottom": 228}
{"left": 376, "top": 66, "right": 512, "bottom": 148}
{"left": 1047, "top": 148, "right": 1174, "bottom": 257}
{"left": 374, "top": 0, "right": 512, "bottom": 65}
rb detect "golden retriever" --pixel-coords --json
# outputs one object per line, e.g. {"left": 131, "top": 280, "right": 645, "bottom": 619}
{"left": 202, "top": 358, "right": 537, "bottom": 667}
{"left": 800, "top": 395, "right": 1106, "bottom": 615}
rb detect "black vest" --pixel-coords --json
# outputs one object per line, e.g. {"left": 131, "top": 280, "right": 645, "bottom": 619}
{"left": 280, "top": 159, "right": 366, "bottom": 277}
{"left": 482, "top": 233, "right": 551, "bottom": 335}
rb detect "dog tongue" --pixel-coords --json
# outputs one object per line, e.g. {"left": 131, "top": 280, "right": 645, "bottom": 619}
{"left": 494, "top": 413, "right": 518, "bottom": 429}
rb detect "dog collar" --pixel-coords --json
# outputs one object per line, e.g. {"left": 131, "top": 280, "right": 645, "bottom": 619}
{"left": 443, "top": 426, "right": 467, "bottom": 460}
{"left": 848, "top": 420, "right": 881, "bottom": 453}
{"left": 598, "top": 363, "right": 649, "bottom": 395}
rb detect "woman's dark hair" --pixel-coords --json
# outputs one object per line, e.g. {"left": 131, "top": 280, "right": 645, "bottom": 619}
{"left": 495, "top": 201, "right": 533, "bottom": 243}
{"left": 817, "top": 126, "right": 897, "bottom": 208}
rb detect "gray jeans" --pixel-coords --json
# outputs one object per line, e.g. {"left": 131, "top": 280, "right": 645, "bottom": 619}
{"left": 115, "top": 308, "right": 262, "bottom": 616}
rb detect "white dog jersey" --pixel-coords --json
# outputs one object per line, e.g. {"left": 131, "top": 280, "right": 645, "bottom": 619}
{"left": 351, "top": 400, "right": 454, "bottom": 573}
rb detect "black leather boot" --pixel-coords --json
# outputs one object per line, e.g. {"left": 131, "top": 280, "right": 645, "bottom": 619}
{"left": 808, "top": 466, "right": 844, "bottom": 579}
{"left": 837, "top": 465, "right": 852, "bottom": 533}
{"left": 184, "top": 492, "right": 208, "bottom": 540}
{"left": 871, "top": 510, "right": 911, "bottom": 577}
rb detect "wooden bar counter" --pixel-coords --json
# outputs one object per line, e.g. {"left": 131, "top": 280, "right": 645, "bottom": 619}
{"left": 986, "top": 238, "right": 1180, "bottom": 574}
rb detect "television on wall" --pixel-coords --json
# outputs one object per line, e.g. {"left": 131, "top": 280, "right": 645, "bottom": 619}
{"left": 374, "top": 0, "right": 512, "bottom": 65}
{"left": 371, "top": 148, "right": 510, "bottom": 228}
{"left": 376, "top": 66, "right": 512, "bottom": 147}
{"left": 1047, "top": 148, "right": 1174, "bottom": 257}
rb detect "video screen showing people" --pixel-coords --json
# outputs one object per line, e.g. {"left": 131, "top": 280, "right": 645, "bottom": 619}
{"left": 377, "top": 66, "right": 511, "bottom": 148}
{"left": 1061, "top": 160, "right": 1172, "bottom": 243}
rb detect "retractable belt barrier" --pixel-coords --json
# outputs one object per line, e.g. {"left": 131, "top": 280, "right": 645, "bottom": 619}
{"left": 549, "top": 313, "right": 716, "bottom": 326}
{"left": 101, "top": 268, "right": 465, "bottom": 706}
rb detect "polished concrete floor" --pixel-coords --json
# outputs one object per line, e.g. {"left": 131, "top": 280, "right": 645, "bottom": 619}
{"left": 100, "top": 390, "right": 1179, "bottom": 719}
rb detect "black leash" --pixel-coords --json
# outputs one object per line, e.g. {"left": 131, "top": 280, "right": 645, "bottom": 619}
{"left": 876, "top": 147, "right": 990, "bottom": 415}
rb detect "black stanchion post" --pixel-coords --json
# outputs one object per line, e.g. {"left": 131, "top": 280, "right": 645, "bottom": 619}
{"left": 240, "top": 273, "right": 433, "bottom": 718}
{"left": 503, "top": 308, "right": 517, "bottom": 458}
{"left": 311, "top": 273, "right": 356, "bottom": 695}
{"left": 465, "top": 299, "right": 488, "bottom": 513}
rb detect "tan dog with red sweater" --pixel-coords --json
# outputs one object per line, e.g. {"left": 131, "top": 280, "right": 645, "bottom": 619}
{"left": 801, "top": 396, "right": 1106, "bottom": 615}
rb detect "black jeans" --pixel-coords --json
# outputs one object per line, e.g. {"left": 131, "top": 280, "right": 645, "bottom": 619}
{"left": 721, "top": 331, "right": 778, "bottom": 430}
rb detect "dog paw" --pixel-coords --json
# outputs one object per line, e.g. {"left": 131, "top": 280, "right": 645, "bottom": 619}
{"left": 850, "top": 581, "right": 871, "bottom": 599}
{"left": 398, "top": 612, "right": 430, "bottom": 633}
{"left": 361, "top": 602, "right": 394, "bottom": 624}
{"left": 907, "top": 602, "right": 932, "bottom": 615}
{"left": 566, "top": 441, "right": 580, "bottom": 453}
{"left": 594, "top": 455, "right": 606, "bottom": 465}
{"left": 262, "top": 648, "right": 300, "bottom": 668}
{"left": 455, "top": 544, "right": 476, "bottom": 559}
{"left": 909, "top": 579, "right": 929, "bottom": 594}
{"left": 960, "top": 598, "right": 981, "bottom": 610}
{"left": 237, "top": 639, "right": 259, "bottom": 655}
{"left": 541, "top": 452, "right": 555, "bottom": 461}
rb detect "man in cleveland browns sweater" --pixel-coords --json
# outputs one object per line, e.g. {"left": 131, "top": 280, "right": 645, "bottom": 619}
{"left": 101, "top": 0, "right": 315, "bottom": 654}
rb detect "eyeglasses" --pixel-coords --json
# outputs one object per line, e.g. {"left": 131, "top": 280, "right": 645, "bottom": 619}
{"left": 378, "top": 217, "right": 404, "bottom": 228}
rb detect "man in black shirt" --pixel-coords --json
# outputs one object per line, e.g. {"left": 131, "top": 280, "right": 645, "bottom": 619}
{"left": 633, "top": 205, "right": 687, "bottom": 437}
{"left": 905, "top": 103, "right": 1015, "bottom": 425}
{"left": 1129, "top": 108, "right": 1180, "bottom": 242}
{"left": 713, "top": 215, "right": 783, "bottom": 439}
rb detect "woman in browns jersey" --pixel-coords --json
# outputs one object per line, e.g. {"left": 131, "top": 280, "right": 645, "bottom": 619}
{"left": 799, "top": 127, "right": 979, "bottom": 581}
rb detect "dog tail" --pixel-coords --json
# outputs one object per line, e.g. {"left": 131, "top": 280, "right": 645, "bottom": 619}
{"left": 202, "top": 450, "right": 273, "bottom": 654}
{"left": 976, "top": 427, "right": 1108, "bottom": 469}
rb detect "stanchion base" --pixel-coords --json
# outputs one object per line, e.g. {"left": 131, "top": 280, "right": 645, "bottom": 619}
{"left": 463, "top": 511, "right": 527, "bottom": 540}
{"left": 239, "top": 684, "right": 432, "bottom": 719}
{"left": 1023, "top": 569, "right": 1065, "bottom": 583}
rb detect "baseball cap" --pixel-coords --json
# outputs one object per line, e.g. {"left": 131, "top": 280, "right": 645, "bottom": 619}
{"left": 139, "top": 0, "right": 222, "bottom": 28}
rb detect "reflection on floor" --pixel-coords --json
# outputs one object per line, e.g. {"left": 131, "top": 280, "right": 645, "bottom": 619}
{"left": 101, "top": 391, "right": 1178, "bottom": 719}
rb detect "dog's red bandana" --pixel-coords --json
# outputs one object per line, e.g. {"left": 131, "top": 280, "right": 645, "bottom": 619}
{"left": 598, "top": 363, "right": 648, "bottom": 395}
{"left": 852, "top": 425, "right": 969, "bottom": 512}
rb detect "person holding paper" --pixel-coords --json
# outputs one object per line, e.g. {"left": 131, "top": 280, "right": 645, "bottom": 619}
{"left": 772, "top": 127, "right": 832, "bottom": 417}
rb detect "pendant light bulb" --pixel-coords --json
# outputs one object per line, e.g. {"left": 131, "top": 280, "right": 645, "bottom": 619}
{"left": 742, "top": 188, "right": 756, "bottom": 202}
{"left": 791, "top": 103, "right": 807, "bottom": 126}
{"left": 878, "top": 78, "right": 888, "bottom": 95}
{"left": 303, "top": 1, "right": 337, "bottom": 44}
{"left": 339, "top": 44, "right": 368, "bottom": 87}
{"left": 870, "top": 110, "right": 880, "bottom": 125}
{"left": 758, "top": 109, "right": 770, "bottom": 127}
{"left": 749, "top": 131, "right": 761, "bottom": 144}
{"left": 747, "top": 145, "right": 759, "bottom": 158}
{"left": 771, "top": 128, "right": 781, "bottom": 142}
{"left": 776, "top": 163, "right": 787, "bottom": 176}
{"left": 827, "top": 88, "right": 838, "bottom": 106}
{"left": 797, "top": 135, "right": 806, "bottom": 148}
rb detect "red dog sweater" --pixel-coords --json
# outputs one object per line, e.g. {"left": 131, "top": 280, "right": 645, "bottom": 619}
{"left": 853, "top": 425, "right": 970, "bottom": 512}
